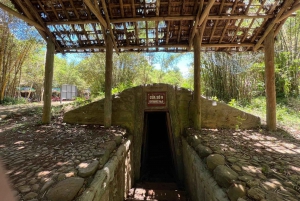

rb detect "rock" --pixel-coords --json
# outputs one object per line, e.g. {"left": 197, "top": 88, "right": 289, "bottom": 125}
{"left": 231, "top": 165, "right": 241, "bottom": 172}
{"left": 31, "top": 184, "right": 40, "bottom": 191}
{"left": 93, "top": 150, "right": 105, "bottom": 157}
{"left": 40, "top": 179, "right": 55, "bottom": 193}
{"left": 78, "top": 160, "right": 99, "bottom": 177}
{"left": 190, "top": 137, "right": 202, "bottom": 149}
{"left": 214, "top": 165, "right": 238, "bottom": 188}
{"left": 238, "top": 175, "right": 253, "bottom": 182}
{"left": 266, "top": 192, "right": 286, "bottom": 201}
{"left": 228, "top": 183, "right": 246, "bottom": 201}
{"left": 99, "top": 150, "right": 111, "bottom": 166}
{"left": 114, "top": 136, "right": 123, "bottom": 145}
{"left": 246, "top": 179, "right": 260, "bottom": 188}
{"left": 227, "top": 157, "right": 238, "bottom": 163}
{"left": 195, "top": 144, "right": 212, "bottom": 158}
{"left": 57, "top": 173, "right": 66, "bottom": 181}
{"left": 18, "top": 185, "right": 31, "bottom": 193}
{"left": 248, "top": 187, "right": 266, "bottom": 200}
{"left": 101, "top": 141, "right": 117, "bottom": 153}
{"left": 207, "top": 154, "right": 225, "bottom": 171}
{"left": 46, "top": 177, "right": 84, "bottom": 201}
{"left": 24, "top": 192, "right": 38, "bottom": 200}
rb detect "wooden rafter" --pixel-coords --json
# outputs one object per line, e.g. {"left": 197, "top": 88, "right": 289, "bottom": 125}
{"left": 189, "top": 0, "right": 215, "bottom": 50}
{"left": 5, "top": 0, "right": 300, "bottom": 53}
{"left": 216, "top": 0, "right": 239, "bottom": 51}
{"left": 0, "top": 2, "right": 44, "bottom": 31}
{"left": 130, "top": 0, "right": 139, "bottom": 45}
{"left": 254, "top": 0, "right": 295, "bottom": 51}
{"left": 45, "top": 14, "right": 274, "bottom": 25}
{"left": 61, "top": 42, "right": 259, "bottom": 51}
{"left": 99, "top": 0, "right": 119, "bottom": 52}
{"left": 22, "top": 0, "right": 63, "bottom": 52}
{"left": 209, "top": 0, "right": 225, "bottom": 43}
{"left": 83, "top": 0, "right": 107, "bottom": 29}
{"left": 276, "top": 3, "right": 300, "bottom": 22}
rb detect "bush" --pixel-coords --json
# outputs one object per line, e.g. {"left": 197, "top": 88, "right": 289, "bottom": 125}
{"left": 0, "top": 97, "right": 28, "bottom": 105}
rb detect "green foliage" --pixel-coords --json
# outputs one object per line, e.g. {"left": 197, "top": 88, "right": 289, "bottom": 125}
{"left": 72, "top": 97, "right": 91, "bottom": 108}
{"left": 232, "top": 97, "right": 300, "bottom": 130}
{"left": 228, "top": 99, "right": 237, "bottom": 107}
{"left": 1, "top": 97, "right": 28, "bottom": 105}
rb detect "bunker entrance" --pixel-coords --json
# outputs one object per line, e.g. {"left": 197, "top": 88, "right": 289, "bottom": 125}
{"left": 140, "top": 112, "right": 177, "bottom": 182}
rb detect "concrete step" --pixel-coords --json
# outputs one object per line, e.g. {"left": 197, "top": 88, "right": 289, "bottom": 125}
{"left": 126, "top": 182, "right": 188, "bottom": 201}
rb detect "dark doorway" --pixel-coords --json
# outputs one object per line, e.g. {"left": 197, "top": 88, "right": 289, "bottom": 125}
{"left": 140, "top": 112, "right": 176, "bottom": 182}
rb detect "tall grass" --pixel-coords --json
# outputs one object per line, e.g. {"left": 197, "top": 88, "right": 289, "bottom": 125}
{"left": 232, "top": 96, "right": 300, "bottom": 130}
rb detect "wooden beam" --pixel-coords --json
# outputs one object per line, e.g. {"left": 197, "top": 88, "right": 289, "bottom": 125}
{"left": 42, "top": 38, "right": 55, "bottom": 124}
{"left": 189, "top": 0, "right": 215, "bottom": 50}
{"left": 193, "top": 30, "right": 201, "bottom": 130}
{"left": 45, "top": 14, "right": 273, "bottom": 25}
{"left": 276, "top": 4, "right": 300, "bottom": 22}
{"left": 14, "top": 0, "right": 47, "bottom": 41}
{"left": 61, "top": 42, "right": 259, "bottom": 51}
{"left": 264, "top": 30, "right": 276, "bottom": 131}
{"left": 156, "top": 0, "right": 160, "bottom": 16}
{"left": 100, "top": 0, "right": 119, "bottom": 52}
{"left": 253, "top": 0, "right": 295, "bottom": 51}
{"left": 0, "top": 2, "right": 45, "bottom": 31}
{"left": 83, "top": 0, "right": 107, "bottom": 29}
{"left": 23, "top": 0, "right": 63, "bottom": 52}
{"left": 104, "top": 34, "right": 113, "bottom": 128}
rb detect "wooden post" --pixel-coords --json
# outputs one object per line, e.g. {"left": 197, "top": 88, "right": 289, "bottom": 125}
{"left": 264, "top": 30, "right": 276, "bottom": 131}
{"left": 104, "top": 33, "right": 113, "bottom": 128}
{"left": 194, "top": 31, "right": 201, "bottom": 130}
{"left": 42, "top": 38, "right": 55, "bottom": 124}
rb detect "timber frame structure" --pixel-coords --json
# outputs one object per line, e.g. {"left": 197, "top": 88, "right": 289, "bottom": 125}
{"left": 1, "top": 0, "right": 300, "bottom": 130}
{"left": 1, "top": 0, "right": 299, "bottom": 53}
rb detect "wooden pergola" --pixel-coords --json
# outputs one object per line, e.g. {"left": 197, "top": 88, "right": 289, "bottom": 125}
{"left": 1, "top": 0, "right": 300, "bottom": 131}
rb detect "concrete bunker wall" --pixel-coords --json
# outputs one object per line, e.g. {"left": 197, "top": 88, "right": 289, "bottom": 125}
{"left": 78, "top": 137, "right": 133, "bottom": 201}
{"left": 182, "top": 138, "right": 229, "bottom": 201}
{"left": 64, "top": 83, "right": 260, "bottom": 184}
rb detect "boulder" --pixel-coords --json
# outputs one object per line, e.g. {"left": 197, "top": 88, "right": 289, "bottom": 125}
{"left": 207, "top": 154, "right": 225, "bottom": 171}
{"left": 47, "top": 177, "right": 84, "bottom": 201}
{"left": 78, "top": 160, "right": 99, "bottom": 177}
{"left": 195, "top": 144, "right": 212, "bottom": 158}
{"left": 227, "top": 183, "right": 246, "bottom": 201}
{"left": 247, "top": 187, "right": 266, "bottom": 200}
{"left": 214, "top": 165, "right": 238, "bottom": 188}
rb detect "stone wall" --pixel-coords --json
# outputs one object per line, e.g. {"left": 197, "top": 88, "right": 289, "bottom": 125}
{"left": 182, "top": 138, "right": 229, "bottom": 201}
{"left": 64, "top": 84, "right": 260, "bottom": 183}
{"left": 77, "top": 136, "right": 133, "bottom": 201}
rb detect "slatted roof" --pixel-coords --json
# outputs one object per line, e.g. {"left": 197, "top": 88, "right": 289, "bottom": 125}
{"left": 6, "top": 0, "right": 300, "bottom": 53}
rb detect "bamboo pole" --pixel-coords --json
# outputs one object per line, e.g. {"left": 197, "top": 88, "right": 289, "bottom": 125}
{"left": 194, "top": 31, "right": 201, "bottom": 130}
{"left": 104, "top": 34, "right": 113, "bottom": 128}
{"left": 264, "top": 30, "right": 276, "bottom": 131}
{"left": 42, "top": 38, "right": 55, "bottom": 124}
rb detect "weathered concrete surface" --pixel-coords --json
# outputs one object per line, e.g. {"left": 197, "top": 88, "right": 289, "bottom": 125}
{"left": 78, "top": 136, "right": 133, "bottom": 201}
{"left": 64, "top": 84, "right": 260, "bottom": 183}
{"left": 64, "top": 84, "right": 260, "bottom": 130}
{"left": 182, "top": 138, "right": 229, "bottom": 201}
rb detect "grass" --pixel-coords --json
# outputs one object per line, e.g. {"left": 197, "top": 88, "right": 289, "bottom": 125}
{"left": 232, "top": 96, "right": 300, "bottom": 131}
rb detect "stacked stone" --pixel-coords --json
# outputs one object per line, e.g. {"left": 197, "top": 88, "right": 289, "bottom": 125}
{"left": 186, "top": 128, "right": 300, "bottom": 201}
